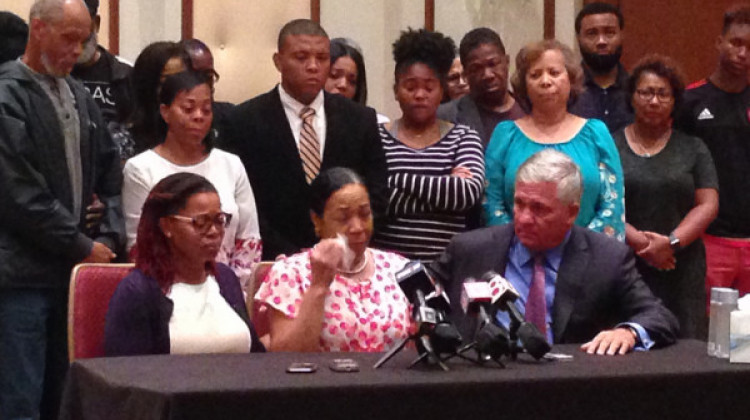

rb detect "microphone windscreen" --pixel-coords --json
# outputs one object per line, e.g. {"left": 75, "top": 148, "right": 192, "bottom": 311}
{"left": 430, "top": 322, "right": 462, "bottom": 354}
{"left": 517, "top": 322, "right": 551, "bottom": 360}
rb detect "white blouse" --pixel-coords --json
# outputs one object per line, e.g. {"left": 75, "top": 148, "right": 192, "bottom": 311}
{"left": 122, "top": 148, "right": 262, "bottom": 287}
{"left": 167, "top": 275, "right": 251, "bottom": 354}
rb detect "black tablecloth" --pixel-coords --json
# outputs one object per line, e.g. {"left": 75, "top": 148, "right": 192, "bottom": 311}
{"left": 60, "top": 340, "right": 750, "bottom": 420}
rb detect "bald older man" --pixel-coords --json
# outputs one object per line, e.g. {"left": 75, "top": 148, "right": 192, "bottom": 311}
{"left": 0, "top": 0, "right": 123, "bottom": 418}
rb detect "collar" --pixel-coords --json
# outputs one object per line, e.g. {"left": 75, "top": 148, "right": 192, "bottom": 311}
{"left": 581, "top": 62, "right": 628, "bottom": 89}
{"left": 511, "top": 231, "right": 571, "bottom": 270}
{"left": 278, "top": 84, "right": 324, "bottom": 118}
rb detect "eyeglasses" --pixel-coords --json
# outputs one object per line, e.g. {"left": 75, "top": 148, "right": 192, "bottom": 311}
{"left": 169, "top": 212, "right": 232, "bottom": 232}
{"left": 635, "top": 88, "right": 673, "bottom": 103}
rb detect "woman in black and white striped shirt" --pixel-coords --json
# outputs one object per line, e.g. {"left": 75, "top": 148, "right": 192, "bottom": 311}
{"left": 373, "top": 29, "right": 485, "bottom": 262}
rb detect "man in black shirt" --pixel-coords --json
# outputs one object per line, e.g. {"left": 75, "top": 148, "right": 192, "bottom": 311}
{"left": 674, "top": 6, "right": 750, "bottom": 301}
{"left": 570, "top": 2, "right": 632, "bottom": 133}
{"left": 71, "top": 0, "right": 134, "bottom": 162}
{"left": 437, "top": 27, "right": 525, "bottom": 149}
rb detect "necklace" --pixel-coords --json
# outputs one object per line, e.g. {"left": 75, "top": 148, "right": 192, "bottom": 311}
{"left": 338, "top": 250, "right": 370, "bottom": 276}
{"left": 626, "top": 125, "right": 671, "bottom": 158}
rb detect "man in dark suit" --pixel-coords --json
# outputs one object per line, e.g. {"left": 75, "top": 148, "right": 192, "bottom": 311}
{"left": 222, "top": 19, "right": 387, "bottom": 260}
{"left": 431, "top": 149, "right": 678, "bottom": 355}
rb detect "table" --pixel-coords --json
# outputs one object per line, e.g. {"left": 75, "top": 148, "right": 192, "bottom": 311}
{"left": 60, "top": 340, "right": 750, "bottom": 420}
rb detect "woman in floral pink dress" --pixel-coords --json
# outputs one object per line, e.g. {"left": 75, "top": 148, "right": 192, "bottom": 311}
{"left": 255, "top": 168, "right": 411, "bottom": 352}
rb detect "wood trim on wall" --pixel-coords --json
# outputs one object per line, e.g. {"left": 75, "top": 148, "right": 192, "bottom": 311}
{"left": 182, "top": 0, "right": 193, "bottom": 40}
{"left": 425, "top": 0, "right": 434, "bottom": 30}
{"left": 544, "top": 0, "right": 555, "bottom": 39}
{"left": 311, "top": 0, "right": 320, "bottom": 22}
{"left": 108, "top": 0, "right": 119, "bottom": 55}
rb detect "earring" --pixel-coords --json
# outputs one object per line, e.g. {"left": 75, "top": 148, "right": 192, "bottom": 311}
{"left": 165, "top": 232, "right": 173, "bottom": 238}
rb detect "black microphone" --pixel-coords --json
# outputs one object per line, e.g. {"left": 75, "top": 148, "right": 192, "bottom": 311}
{"left": 482, "top": 271, "right": 551, "bottom": 360}
{"left": 395, "top": 261, "right": 461, "bottom": 354}
{"left": 460, "top": 280, "right": 511, "bottom": 360}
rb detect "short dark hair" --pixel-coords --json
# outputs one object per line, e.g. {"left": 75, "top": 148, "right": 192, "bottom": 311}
{"left": 133, "top": 172, "right": 218, "bottom": 291}
{"left": 130, "top": 41, "right": 189, "bottom": 153}
{"left": 723, "top": 5, "right": 750, "bottom": 34}
{"left": 0, "top": 12, "right": 28, "bottom": 65}
{"left": 575, "top": 2, "right": 624, "bottom": 33}
{"left": 626, "top": 54, "right": 685, "bottom": 117}
{"left": 330, "top": 38, "right": 368, "bottom": 105}
{"left": 392, "top": 28, "right": 456, "bottom": 85}
{"left": 511, "top": 39, "right": 584, "bottom": 112}
{"left": 278, "top": 19, "right": 328, "bottom": 51}
{"left": 310, "top": 167, "right": 366, "bottom": 217}
{"left": 459, "top": 27, "right": 506, "bottom": 66}
{"left": 157, "top": 71, "right": 215, "bottom": 152}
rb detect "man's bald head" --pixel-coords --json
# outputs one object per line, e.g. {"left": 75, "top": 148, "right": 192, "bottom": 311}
{"left": 25, "top": 0, "right": 91, "bottom": 76}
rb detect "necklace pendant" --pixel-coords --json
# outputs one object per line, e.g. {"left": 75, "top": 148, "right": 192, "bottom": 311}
{"left": 644, "top": 153, "right": 651, "bottom": 158}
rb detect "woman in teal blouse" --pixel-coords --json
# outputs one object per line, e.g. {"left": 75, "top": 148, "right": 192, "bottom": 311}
{"left": 484, "top": 39, "right": 624, "bottom": 241}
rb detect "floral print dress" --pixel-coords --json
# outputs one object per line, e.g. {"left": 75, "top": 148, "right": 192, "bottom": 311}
{"left": 255, "top": 248, "right": 411, "bottom": 352}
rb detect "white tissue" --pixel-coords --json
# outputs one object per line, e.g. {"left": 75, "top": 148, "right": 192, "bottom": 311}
{"left": 335, "top": 233, "right": 356, "bottom": 271}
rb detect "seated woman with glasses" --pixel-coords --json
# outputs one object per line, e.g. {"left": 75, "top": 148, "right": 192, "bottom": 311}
{"left": 105, "top": 173, "right": 265, "bottom": 356}
{"left": 122, "top": 70, "right": 261, "bottom": 288}
{"left": 255, "top": 167, "right": 412, "bottom": 352}
{"left": 613, "top": 55, "right": 718, "bottom": 339}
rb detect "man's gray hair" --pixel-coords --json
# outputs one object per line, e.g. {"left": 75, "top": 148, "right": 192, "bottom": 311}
{"left": 29, "top": 0, "right": 75, "bottom": 23}
{"left": 515, "top": 149, "right": 583, "bottom": 205}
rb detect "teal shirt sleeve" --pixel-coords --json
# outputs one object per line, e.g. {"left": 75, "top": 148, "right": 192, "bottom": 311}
{"left": 585, "top": 120, "right": 626, "bottom": 241}
{"left": 484, "top": 121, "right": 514, "bottom": 226}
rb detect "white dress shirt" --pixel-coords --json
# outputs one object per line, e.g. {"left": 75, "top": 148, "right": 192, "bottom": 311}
{"left": 278, "top": 84, "right": 327, "bottom": 159}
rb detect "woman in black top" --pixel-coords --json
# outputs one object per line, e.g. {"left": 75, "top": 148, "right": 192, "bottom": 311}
{"left": 613, "top": 55, "right": 719, "bottom": 339}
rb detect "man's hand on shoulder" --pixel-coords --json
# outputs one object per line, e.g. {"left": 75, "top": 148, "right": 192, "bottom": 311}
{"left": 82, "top": 241, "right": 116, "bottom": 264}
{"left": 580, "top": 327, "right": 636, "bottom": 356}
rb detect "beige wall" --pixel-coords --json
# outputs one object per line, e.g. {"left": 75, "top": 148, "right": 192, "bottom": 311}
{"left": 2, "top": 1, "right": 581, "bottom": 107}
{"left": 3, "top": 0, "right": 110, "bottom": 49}
{"left": 321, "top": 0, "right": 424, "bottom": 121}
{"left": 193, "top": 0, "right": 310, "bottom": 104}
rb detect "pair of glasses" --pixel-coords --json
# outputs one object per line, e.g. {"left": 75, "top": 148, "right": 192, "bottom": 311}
{"left": 170, "top": 212, "right": 232, "bottom": 232}
{"left": 635, "top": 89, "right": 673, "bottom": 103}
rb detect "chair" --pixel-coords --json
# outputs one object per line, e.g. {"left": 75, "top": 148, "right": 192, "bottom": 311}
{"left": 246, "top": 261, "right": 274, "bottom": 343}
{"left": 67, "top": 263, "right": 134, "bottom": 362}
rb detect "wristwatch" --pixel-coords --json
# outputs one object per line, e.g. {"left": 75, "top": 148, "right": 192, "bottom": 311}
{"left": 668, "top": 233, "right": 681, "bottom": 252}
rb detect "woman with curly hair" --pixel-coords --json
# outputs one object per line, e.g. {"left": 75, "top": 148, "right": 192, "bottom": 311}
{"left": 614, "top": 55, "right": 718, "bottom": 338}
{"left": 372, "top": 29, "right": 485, "bottom": 262}
{"left": 105, "top": 173, "right": 265, "bottom": 356}
{"left": 484, "top": 39, "right": 625, "bottom": 241}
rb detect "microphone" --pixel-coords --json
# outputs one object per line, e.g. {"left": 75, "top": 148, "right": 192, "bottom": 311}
{"left": 482, "top": 271, "right": 551, "bottom": 360}
{"left": 395, "top": 261, "right": 462, "bottom": 355}
{"left": 460, "top": 280, "right": 511, "bottom": 360}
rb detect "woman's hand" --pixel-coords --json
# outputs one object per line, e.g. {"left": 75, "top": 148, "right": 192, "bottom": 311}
{"left": 309, "top": 239, "right": 345, "bottom": 290}
{"left": 637, "top": 231, "right": 675, "bottom": 270}
{"left": 450, "top": 166, "right": 473, "bottom": 179}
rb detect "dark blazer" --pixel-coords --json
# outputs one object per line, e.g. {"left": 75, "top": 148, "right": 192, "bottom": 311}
{"left": 221, "top": 87, "right": 387, "bottom": 260}
{"left": 430, "top": 224, "right": 679, "bottom": 346}
{"left": 104, "top": 263, "right": 265, "bottom": 356}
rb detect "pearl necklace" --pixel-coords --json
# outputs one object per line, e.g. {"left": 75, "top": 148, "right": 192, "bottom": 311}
{"left": 338, "top": 251, "right": 369, "bottom": 276}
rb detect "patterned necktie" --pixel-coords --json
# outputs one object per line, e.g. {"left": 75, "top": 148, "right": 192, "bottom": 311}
{"left": 526, "top": 254, "right": 547, "bottom": 337}
{"left": 299, "top": 107, "right": 320, "bottom": 184}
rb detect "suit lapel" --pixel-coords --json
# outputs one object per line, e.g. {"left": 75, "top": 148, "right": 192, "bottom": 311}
{"left": 552, "top": 227, "right": 589, "bottom": 341}
{"left": 321, "top": 92, "right": 340, "bottom": 169}
{"left": 268, "top": 87, "right": 307, "bottom": 180}
{"left": 491, "top": 224, "right": 515, "bottom": 276}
